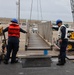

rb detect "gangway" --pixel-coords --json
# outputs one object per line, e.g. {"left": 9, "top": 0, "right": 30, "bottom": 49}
{"left": 20, "top": 21, "right": 53, "bottom": 67}
{"left": 26, "top": 32, "right": 51, "bottom": 50}
{"left": 25, "top": 21, "right": 53, "bottom": 52}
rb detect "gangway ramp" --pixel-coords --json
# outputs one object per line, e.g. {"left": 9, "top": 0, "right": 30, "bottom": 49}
{"left": 22, "top": 21, "right": 52, "bottom": 67}
{"left": 25, "top": 21, "right": 52, "bottom": 51}
{"left": 27, "top": 32, "right": 51, "bottom": 50}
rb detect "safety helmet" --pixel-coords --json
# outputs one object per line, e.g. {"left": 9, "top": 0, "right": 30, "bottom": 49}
{"left": 56, "top": 19, "right": 62, "bottom": 25}
{"left": 11, "top": 18, "right": 18, "bottom": 23}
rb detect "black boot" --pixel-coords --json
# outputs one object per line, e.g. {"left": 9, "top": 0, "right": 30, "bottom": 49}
{"left": 56, "top": 59, "right": 66, "bottom": 66}
{"left": 11, "top": 60, "right": 18, "bottom": 64}
{"left": 3, "top": 60, "right": 8, "bottom": 64}
{"left": 3, "top": 55, "right": 9, "bottom": 64}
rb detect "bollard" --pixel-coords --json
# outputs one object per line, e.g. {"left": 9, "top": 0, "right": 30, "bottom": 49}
{"left": 44, "top": 49, "right": 48, "bottom": 55}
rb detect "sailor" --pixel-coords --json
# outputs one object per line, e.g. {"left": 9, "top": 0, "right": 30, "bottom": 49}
{"left": 56, "top": 19, "right": 68, "bottom": 66}
{"left": 3, "top": 18, "right": 27, "bottom": 64}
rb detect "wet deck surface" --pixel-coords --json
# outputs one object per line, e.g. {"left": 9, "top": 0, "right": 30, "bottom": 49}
{"left": 0, "top": 58, "right": 74, "bottom": 75}
{"left": 0, "top": 25, "right": 74, "bottom": 75}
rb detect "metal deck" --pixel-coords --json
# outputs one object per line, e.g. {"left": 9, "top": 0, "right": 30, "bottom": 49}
{"left": 0, "top": 58, "right": 74, "bottom": 75}
{"left": 27, "top": 32, "right": 51, "bottom": 50}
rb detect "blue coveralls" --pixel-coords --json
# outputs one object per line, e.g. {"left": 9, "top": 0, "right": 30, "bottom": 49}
{"left": 3, "top": 27, "right": 27, "bottom": 63}
{"left": 58, "top": 26, "right": 68, "bottom": 63}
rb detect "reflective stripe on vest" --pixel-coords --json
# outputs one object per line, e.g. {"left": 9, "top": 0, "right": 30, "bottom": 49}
{"left": 8, "top": 24, "right": 20, "bottom": 38}
{"left": 58, "top": 25, "right": 67, "bottom": 39}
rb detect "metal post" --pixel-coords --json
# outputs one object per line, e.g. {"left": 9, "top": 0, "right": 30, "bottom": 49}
{"left": 70, "top": 0, "right": 74, "bottom": 22}
{"left": 18, "top": 0, "right": 20, "bottom": 24}
{"left": 70, "top": 0, "right": 74, "bottom": 27}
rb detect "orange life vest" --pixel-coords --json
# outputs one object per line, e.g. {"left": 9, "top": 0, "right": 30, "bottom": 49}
{"left": 8, "top": 24, "right": 20, "bottom": 38}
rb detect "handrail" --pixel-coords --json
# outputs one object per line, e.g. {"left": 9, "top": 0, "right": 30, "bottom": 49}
{"left": 25, "top": 21, "right": 53, "bottom": 51}
{"left": 38, "top": 21, "right": 53, "bottom": 46}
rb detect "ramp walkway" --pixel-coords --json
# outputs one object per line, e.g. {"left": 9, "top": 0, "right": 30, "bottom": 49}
{"left": 25, "top": 21, "right": 52, "bottom": 51}
{"left": 27, "top": 32, "right": 51, "bottom": 50}
{"left": 22, "top": 21, "right": 52, "bottom": 67}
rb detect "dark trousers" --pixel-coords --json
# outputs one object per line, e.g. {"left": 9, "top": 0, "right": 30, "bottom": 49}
{"left": 58, "top": 39, "right": 68, "bottom": 62}
{"left": 5, "top": 37, "right": 19, "bottom": 62}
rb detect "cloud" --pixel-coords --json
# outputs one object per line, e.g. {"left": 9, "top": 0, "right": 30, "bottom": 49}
{"left": 0, "top": 0, "right": 73, "bottom": 22}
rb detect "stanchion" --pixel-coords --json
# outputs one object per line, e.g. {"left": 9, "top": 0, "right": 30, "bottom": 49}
{"left": 44, "top": 49, "right": 48, "bottom": 55}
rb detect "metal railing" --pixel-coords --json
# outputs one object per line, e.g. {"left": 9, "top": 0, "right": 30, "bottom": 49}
{"left": 25, "top": 21, "right": 53, "bottom": 50}
{"left": 38, "top": 21, "right": 53, "bottom": 46}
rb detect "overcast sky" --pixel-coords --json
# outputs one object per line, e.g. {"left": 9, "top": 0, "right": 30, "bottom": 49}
{"left": 0, "top": 0, "right": 73, "bottom": 22}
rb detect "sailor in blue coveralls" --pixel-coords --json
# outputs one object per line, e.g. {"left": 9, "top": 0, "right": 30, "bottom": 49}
{"left": 56, "top": 19, "right": 68, "bottom": 66}
{"left": 3, "top": 18, "right": 27, "bottom": 64}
